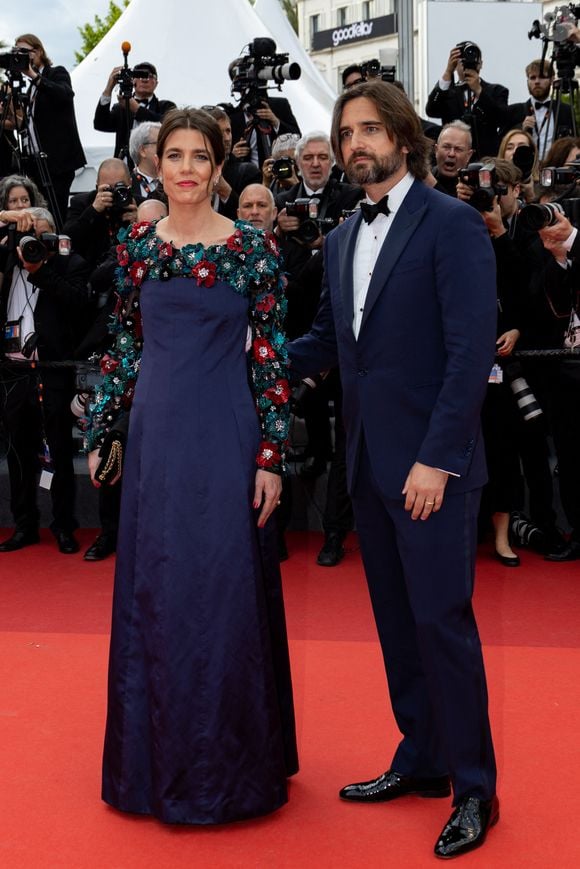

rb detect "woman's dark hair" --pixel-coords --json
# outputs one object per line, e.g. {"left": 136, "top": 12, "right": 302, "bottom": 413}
{"left": 15, "top": 33, "right": 51, "bottom": 67}
{"left": 0, "top": 174, "right": 47, "bottom": 210}
{"left": 541, "top": 135, "right": 580, "bottom": 169}
{"left": 330, "top": 79, "right": 431, "bottom": 181}
{"left": 157, "top": 107, "right": 225, "bottom": 176}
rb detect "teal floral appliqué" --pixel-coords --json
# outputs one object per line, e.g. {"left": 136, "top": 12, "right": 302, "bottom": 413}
{"left": 85, "top": 220, "right": 290, "bottom": 473}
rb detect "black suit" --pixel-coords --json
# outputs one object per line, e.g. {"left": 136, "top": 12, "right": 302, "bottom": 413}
{"left": 426, "top": 79, "right": 509, "bottom": 158}
{"left": 64, "top": 190, "right": 133, "bottom": 269}
{"left": 0, "top": 244, "right": 90, "bottom": 535}
{"left": 500, "top": 99, "right": 574, "bottom": 157}
{"left": 94, "top": 94, "right": 176, "bottom": 159}
{"left": 228, "top": 96, "right": 301, "bottom": 167}
{"left": 24, "top": 65, "right": 86, "bottom": 226}
{"left": 217, "top": 157, "right": 262, "bottom": 219}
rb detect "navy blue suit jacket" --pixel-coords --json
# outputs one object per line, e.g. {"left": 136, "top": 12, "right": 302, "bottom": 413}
{"left": 289, "top": 179, "right": 498, "bottom": 498}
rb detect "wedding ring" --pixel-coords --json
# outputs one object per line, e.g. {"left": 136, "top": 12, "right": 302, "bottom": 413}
{"left": 425, "top": 500, "right": 435, "bottom": 505}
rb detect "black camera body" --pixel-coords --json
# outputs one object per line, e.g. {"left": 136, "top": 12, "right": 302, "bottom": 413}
{"left": 456, "top": 41, "right": 482, "bottom": 71}
{"left": 0, "top": 48, "right": 30, "bottom": 74}
{"left": 458, "top": 162, "right": 507, "bottom": 212}
{"left": 272, "top": 156, "right": 295, "bottom": 181}
{"left": 285, "top": 197, "right": 335, "bottom": 244}
{"left": 116, "top": 66, "right": 150, "bottom": 100}
{"left": 105, "top": 182, "right": 132, "bottom": 212}
{"left": 19, "top": 232, "right": 60, "bottom": 263}
{"left": 360, "top": 59, "right": 396, "bottom": 83}
{"left": 540, "top": 159, "right": 580, "bottom": 188}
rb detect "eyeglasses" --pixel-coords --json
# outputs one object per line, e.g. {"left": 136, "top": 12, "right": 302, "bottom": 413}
{"left": 438, "top": 143, "right": 470, "bottom": 154}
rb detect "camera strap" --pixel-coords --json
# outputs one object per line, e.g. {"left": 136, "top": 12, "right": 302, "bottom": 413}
{"left": 30, "top": 361, "right": 54, "bottom": 488}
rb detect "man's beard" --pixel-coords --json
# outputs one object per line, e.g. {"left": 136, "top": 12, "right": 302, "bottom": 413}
{"left": 345, "top": 150, "right": 404, "bottom": 186}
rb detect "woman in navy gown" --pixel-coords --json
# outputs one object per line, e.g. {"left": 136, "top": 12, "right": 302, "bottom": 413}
{"left": 86, "top": 108, "right": 298, "bottom": 824}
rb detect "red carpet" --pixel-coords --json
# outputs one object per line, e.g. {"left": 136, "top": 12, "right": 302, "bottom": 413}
{"left": 1, "top": 530, "right": 579, "bottom": 868}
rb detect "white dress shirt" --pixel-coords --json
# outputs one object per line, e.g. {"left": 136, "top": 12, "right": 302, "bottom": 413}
{"left": 6, "top": 267, "right": 39, "bottom": 361}
{"left": 352, "top": 172, "right": 414, "bottom": 339}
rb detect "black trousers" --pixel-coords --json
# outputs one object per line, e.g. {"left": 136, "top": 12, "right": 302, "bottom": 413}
{"left": 551, "top": 363, "right": 580, "bottom": 538}
{"left": 0, "top": 365, "right": 77, "bottom": 533}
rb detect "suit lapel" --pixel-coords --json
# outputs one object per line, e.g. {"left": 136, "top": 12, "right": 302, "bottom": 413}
{"left": 360, "top": 181, "right": 427, "bottom": 332}
{"left": 338, "top": 211, "right": 362, "bottom": 329}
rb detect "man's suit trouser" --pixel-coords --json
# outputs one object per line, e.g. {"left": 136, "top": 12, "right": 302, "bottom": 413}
{"left": 351, "top": 443, "right": 497, "bottom": 804}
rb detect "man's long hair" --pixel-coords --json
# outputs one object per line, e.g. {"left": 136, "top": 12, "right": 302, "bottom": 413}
{"left": 330, "top": 80, "right": 431, "bottom": 181}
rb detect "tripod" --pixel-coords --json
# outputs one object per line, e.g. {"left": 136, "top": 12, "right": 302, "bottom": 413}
{"left": 0, "top": 71, "right": 63, "bottom": 230}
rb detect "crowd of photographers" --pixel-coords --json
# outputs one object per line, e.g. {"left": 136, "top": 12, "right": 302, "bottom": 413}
{"left": 1, "top": 22, "right": 580, "bottom": 565}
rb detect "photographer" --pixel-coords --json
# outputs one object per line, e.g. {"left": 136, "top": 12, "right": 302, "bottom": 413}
{"left": 11, "top": 34, "right": 86, "bottom": 228}
{"left": 431, "top": 120, "right": 474, "bottom": 196}
{"left": 227, "top": 51, "right": 301, "bottom": 168}
{"left": 262, "top": 133, "right": 300, "bottom": 198}
{"left": 128, "top": 121, "right": 161, "bottom": 204}
{"left": 93, "top": 61, "right": 175, "bottom": 161}
{"left": 425, "top": 42, "right": 508, "bottom": 159}
{"left": 533, "top": 207, "right": 580, "bottom": 560}
{"left": 0, "top": 207, "right": 90, "bottom": 554}
{"left": 502, "top": 60, "right": 574, "bottom": 161}
{"left": 63, "top": 158, "right": 137, "bottom": 269}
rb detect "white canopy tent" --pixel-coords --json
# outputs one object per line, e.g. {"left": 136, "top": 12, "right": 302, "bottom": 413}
{"left": 70, "top": 0, "right": 337, "bottom": 187}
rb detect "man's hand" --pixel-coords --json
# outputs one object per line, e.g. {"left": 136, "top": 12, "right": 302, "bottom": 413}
{"left": 121, "top": 203, "right": 138, "bottom": 224}
{"left": 455, "top": 181, "right": 474, "bottom": 203}
{"left": 496, "top": 328, "right": 520, "bottom": 356}
{"left": 522, "top": 113, "right": 536, "bottom": 132}
{"left": 481, "top": 196, "right": 506, "bottom": 237}
{"left": 0, "top": 209, "right": 34, "bottom": 232}
{"left": 104, "top": 66, "right": 122, "bottom": 97}
{"left": 443, "top": 47, "right": 461, "bottom": 81}
{"left": 538, "top": 210, "right": 576, "bottom": 261}
{"left": 262, "top": 157, "right": 275, "bottom": 186}
{"left": 402, "top": 462, "right": 449, "bottom": 520}
{"left": 276, "top": 207, "right": 300, "bottom": 235}
{"left": 255, "top": 101, "right": 279, "bottom": 131}
{"left": 93, "top": 185, "right": 115, "bottom": 214}
{"left": 232, "top": 137, "right": 250, "bottom": 160}
{"left": 463, "top": 68, "right": 482, "bottom": 98}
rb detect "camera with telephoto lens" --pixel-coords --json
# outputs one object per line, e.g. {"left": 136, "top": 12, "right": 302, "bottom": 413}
{"left": 0, "top": 48, "right": 30, "bottom": 74}
{"left": 115, "top": 66, "right": 151, "bottom": 100}
{"left": 528, "top": 6, "right": 580, "bottom": 81}
{"left": 285, "top": 198, "right": 336, "bottom": 244}
{"left": 360, "top": 59, "right": 396, "bottom": 83}
{"left": 457, "top": 163, "right": 508, "bottom": 212}
{"left": 272, "top": 156, "right": 295, "bottom": 181}
{"left": 19, "top": 232, "right": 62, "bottom": 263}
{"left": 456, "top": 41, "right": 482, "bottom": 71}
{"left": 230, "top": 37, "right": 300, "bottom": 123}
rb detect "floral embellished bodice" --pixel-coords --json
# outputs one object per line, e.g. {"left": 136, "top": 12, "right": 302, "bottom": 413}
{"left": 85, "top": 219, "right": 290, "bottom": 473}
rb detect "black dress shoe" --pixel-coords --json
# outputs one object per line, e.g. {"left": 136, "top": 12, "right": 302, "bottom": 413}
{"left": 0, "top": 528, "right": 40, "bottom": 552}
{"left": 339, "top": 769, "right": 451, "bottom": 802}
{"left": 83, "top": 534, "right": 116, "bottom": 561}
{"left": 317, "top": 532, "right": 345, "bottom": 567}
{"left": 545, "top": 539, "right": 580, "bottom": 562}
{"left": 494, "top": 550, "right": 520, "bottom": 567}
{"left": 299, "top": 456, "right": 328, "bottom": 479}
{"left": 55, "top": 530, "right": 80, "bottom": 555}
{"left": 434, "top": 795, "right": 499, "bottom": 859}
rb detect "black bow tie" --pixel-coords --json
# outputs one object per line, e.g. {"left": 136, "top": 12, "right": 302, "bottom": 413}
{"left": 534, "top": 101, "right": 550, "bottom": 110}
{"left": 360, "top": 195, "right": 391, "bottom": 224}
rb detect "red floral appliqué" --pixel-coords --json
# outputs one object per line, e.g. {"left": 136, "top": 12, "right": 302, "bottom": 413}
{"left": 158, "top": 241, "right": 173, "bottom": 259}
{"left": 129, "top": 260, "right": 147, "bottom": 286}
{"left": 227, "top": 230, "right": 244, "bottom": 252}
{"left": 264, "top": 379, "right": 291, "bottom": 405}
{"left": 253, "top": 337, "right": 275, "bottom": 364}
{"left": 257, "top": 441, "right": 281, "bottom": 469}
{"left": 100, "top": 354, "right": 119, "bottom": 375}
{"left": 256, "top": 293, "right": 276, "bottom": 313}
{"left": 128, "top": 221, "right": 151, "bottom": 240}
{"left": 116, "top": 244, "right": 129, "bottom": 266}
{"left": 191, "top": 260, "right": 217, "bottom": 287}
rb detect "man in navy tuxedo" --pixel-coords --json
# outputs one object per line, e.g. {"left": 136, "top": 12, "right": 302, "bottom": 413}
{"left": 288, "top": 80, "right": 499, "bottom": 859}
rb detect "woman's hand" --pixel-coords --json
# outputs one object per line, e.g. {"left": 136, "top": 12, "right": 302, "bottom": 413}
{"left": 88, "top": 449, "right": 102, "bottom": 488}
{"left": 253, "top": 469, "right": 282, "bottom": 528}
{"left": 496, "top": 328, "right": 520, "bottom": 356}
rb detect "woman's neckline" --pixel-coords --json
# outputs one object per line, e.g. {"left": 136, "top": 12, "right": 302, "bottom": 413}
{"left": 152, "top": 218, "right": 248, "bottom": 253}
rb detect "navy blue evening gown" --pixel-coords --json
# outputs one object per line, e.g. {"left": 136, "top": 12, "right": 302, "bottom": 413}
{"left": 87, "top": 221, "right": 297, "bottom": 824}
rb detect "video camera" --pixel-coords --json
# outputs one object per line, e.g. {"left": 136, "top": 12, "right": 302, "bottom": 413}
{"left": 0, "top": 48, "right": 30, "bottom": 75}
{"left": 230, "top": 37, "right": 300, "bottom": 114}
{"left": 457, "top": 162, "right": 508, "bottom": 212}
{"left": 285, "top": 198, "right": 336, "bottom": 244}
{"left": 360, "top": 59, "right": 396, "bottom": 83}
{"left": 529, "top": 5, "right": 580, "bottom": 80}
